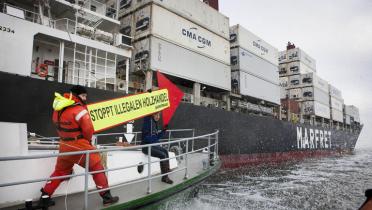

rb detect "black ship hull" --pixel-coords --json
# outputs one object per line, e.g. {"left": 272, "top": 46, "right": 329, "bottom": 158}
{"left": 0, "top": 72, "right": 361, "bottom": 168}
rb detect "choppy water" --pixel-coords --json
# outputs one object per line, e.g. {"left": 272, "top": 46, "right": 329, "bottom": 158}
{"left": 160, "top": 146, "right": 372, "bottom": 210}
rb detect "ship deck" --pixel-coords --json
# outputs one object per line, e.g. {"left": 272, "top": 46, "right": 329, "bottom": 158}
{"left": 3, "top": 152, "right": 218, "bottom": 210}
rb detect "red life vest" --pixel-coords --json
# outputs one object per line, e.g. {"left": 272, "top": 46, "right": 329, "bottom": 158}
{"left": 52, "top": 93, "right": 93, "bottom": 141}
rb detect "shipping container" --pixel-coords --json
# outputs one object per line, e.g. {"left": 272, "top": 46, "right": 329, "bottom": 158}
{"left": 301, "top": 101, "right": 331, "bottom": 119}
{"left": 286, "top": 61, "right": 315, "bottom": 76}
{"left": 302, "top": 86, "right": 330, "bottom": 106}
{"left": 279, "top": 77, "right": 288, "bottom": 88}
{"left": 133, "top": 36, "right": 230, "bottom": 90}
{"left": 281, "top": 99, "right": 300, "bottom": 114}
{"left": 331, "top": 109, "right": 343, "bottom": 122}
{"left": 120, "top": 0, "right": 230, "bottom": 39}
{"left": 131, "top": 4, "right": 230, "bottom": 65}
{"left": 230, "top": 47, "right": 279, "bottom": 84}
{"left": 133, "top": 6, "right": 151, "bottom": 37}
{"left": 345, "top": 105, "right": 360, "bottom": 123}
{"left": 301, "top": 72, "right": 329, "bottom": 93}
{"left": 329, "top": 84, "right": 343, "bottom": 100}
{"left": 289, "top": 88, "right": 302, "bottom": 100}
{"left": 278, "top": 48, "right": 316, "bottom": 71}
{"left": 230, "top": 25, "right": 278, "bottom": 66}
{"left": 288, "top": 74, "right": 301, "bottom": 88}
{"left": 330, "top": 96, "right": 343, "bottom": 111}
{"left": 232, "top": 71, "right": 280, "bottom": 105}
{"left": 279, "top": 64, "right": 287, "bottom": 76}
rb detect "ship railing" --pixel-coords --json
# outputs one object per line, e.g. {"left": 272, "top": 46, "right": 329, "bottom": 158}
{"left": 2, "top": 3, "right": 45, "bottom": 25}
{"left": 29, "top": 128, "right": 196, "bottom": 150}
{"left": 0, "top": 130, "right": 218, "bottom": 210}
{"left": 54, "top": 18, "right": 77, "bottom": 34}
{"left": 81, "top": 0, "right": 119, "bottom": 19}
{"left": 1, "top": 3, "right": 131, "bottom": 47}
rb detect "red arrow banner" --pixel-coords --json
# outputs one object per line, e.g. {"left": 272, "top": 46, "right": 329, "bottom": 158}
{"left": 157, "top": 71, "right": 184, "bottom": 126}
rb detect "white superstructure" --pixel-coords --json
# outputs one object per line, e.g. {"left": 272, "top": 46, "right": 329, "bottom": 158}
{"left": 0, "top": 0, "right": 132, "bottom": 93}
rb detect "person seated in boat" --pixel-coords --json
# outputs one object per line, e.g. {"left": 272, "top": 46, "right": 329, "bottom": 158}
{"left": 39, "top": 85, "right": 119, "bottom": 207}
{"left": 141, "top": 112, "right": 174, "bottom": 184}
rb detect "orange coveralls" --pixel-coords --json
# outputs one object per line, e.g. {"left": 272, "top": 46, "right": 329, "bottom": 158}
{"left": 43, "top": 94, "right": 108, "bottom": 196}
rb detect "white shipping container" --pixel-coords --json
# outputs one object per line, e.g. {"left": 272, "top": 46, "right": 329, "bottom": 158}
{"left": 287, "top": 61, "right": 315, "bottom": 76}
{"left": 331, "top": 109, "right": 343, "bottom": 122}
{"left": 345, "top": 105, "right": 360, "bottom": 123}
{"left": 133, "top": 6, "right": 151, "bottom": 37}
{"left": 330, "top": 97, "right": 343, "bottom": 111}
{"left": 302, "top": 87, "right": 330, "bottom": 106}
{"left": 278, "top": 48, "right": 316, "bottom": 71}
{"left": 289, "top": 88, "right": 302, "bottom": 100}
{"left": 279, "top": 77, "right": 288, "bottom": 88}
{"left": 329, "top": 85, "right": 343, "bottom": 100}
{"left": 230, "top": 47, "right": 279, "bottom": 84}
{"left": 288, "top": 75, "right": 301, "bottom": 88}
{"left": 230, "top": 25, "right": 278, "bottom": 66}
{"left": 132, "top": 36, "right": 231, "bottom": 90}
{"left": 279, "top": 64, "right": 287, "bottom": 76}
{"left": 278, "top": 51, "right": 286, "bottom": 64}
{"left": 236, "top": 71, "right": 280, "bottom": 104}
{"left": 345, "top": 105, "right": 359, "bottom": 116}
{"left": 122, "top": 0, "right": 230, "bottom": 39}
{"left": 301, "top": 72, "right": 329, "bottom": 93}
{"left": 133, "top": 5, "right": 230, "bottom": 65}
{"left": 302, "top": 101, "right": 331, "bottom": 119}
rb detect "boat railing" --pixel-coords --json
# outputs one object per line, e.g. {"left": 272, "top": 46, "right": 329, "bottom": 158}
{"left": 28, "top": 128, "right": 195, "bottom": 149}
{"left": 1, "top": 130, "right": 219, "bottom": 210}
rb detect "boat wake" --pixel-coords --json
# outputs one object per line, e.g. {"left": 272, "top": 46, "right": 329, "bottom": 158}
{"left": 159, "top": 147, "right": 372, "bottom": 210}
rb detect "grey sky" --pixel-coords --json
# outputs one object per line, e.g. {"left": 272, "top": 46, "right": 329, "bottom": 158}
{"left": 219, "top": 0, "right": 372, "bottom": 147}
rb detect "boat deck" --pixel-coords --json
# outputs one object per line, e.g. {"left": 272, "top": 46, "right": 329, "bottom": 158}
{"left": 4, "top": 152, "right": 215, "bottom": 210}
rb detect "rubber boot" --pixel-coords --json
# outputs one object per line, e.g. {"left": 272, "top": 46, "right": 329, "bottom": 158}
{"left": 101, "top": 190, "right": 119, "bottom": 206}
{"left": 38, "top": 188, "right": 55, "bottom": 208}
{"left": 160, "top": 161, "right": 173, "bottom": 184}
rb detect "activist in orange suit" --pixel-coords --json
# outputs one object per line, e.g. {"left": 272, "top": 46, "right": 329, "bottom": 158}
{"left": 39, "top": 85, "right": 118, "bottom": 207}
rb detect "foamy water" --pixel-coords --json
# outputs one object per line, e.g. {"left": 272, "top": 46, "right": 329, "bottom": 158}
{"left": 158, "top": 144, "right": 372, "bottom": 210}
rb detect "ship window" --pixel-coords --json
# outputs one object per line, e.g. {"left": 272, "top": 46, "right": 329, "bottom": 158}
{"left": 91, "top": 5, "right": 97, "bottom": 12}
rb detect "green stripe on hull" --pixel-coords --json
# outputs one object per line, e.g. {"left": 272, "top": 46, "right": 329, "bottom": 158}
{"left": 103, "top": 160, "right": 221, "bottom": 210}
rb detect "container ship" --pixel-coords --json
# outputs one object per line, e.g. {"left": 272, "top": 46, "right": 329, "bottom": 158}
{"left": 0, "top": 0, "right": 362, "bottom": 171}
